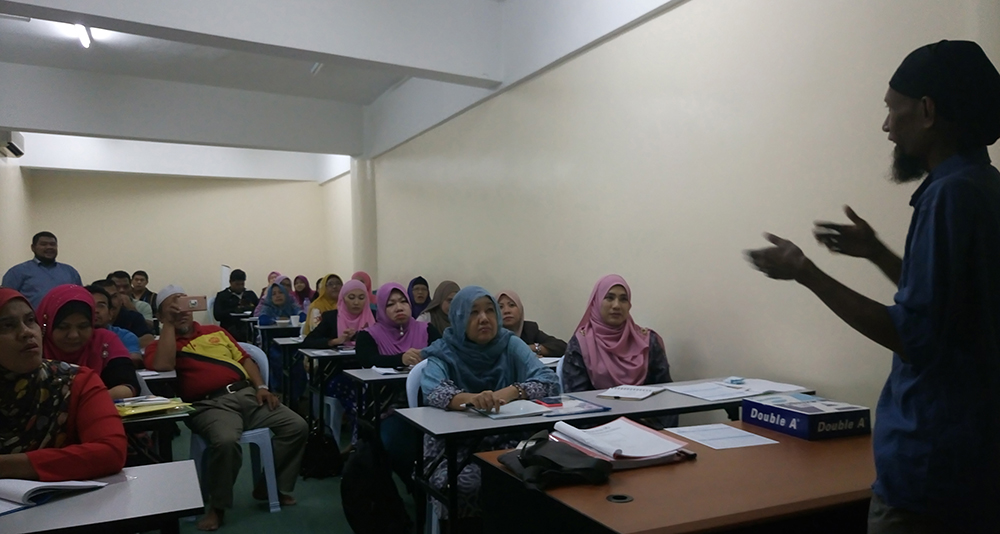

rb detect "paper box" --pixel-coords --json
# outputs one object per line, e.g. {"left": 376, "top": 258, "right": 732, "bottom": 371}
{"left": 742, "top": 393, "right": 870, "bottom": 440}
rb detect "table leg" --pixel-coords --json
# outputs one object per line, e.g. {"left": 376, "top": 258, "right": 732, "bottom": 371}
{"left": 280, "top": 345, "right": 293, "bottom": 404}
{"left": 414, "top": 433, "right": 427, "bottom": 533}
{"left": 446, "top": 439, "right": 458, "bottom": 534}
{"left": 158, "top": 424, "right": 174, "bottom": 462}
{"left": 160, "top": 518, "right": 181, "bottom": 534}
{"left": 725, "top": 406, "right": 740, "bottom": 421}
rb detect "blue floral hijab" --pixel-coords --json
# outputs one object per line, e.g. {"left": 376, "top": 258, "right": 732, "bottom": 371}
{"left": 420, "top": 286, "right": 559, "bottom": 395}
{"left": 258, "top": 282, "right": 302, "bottom": 318}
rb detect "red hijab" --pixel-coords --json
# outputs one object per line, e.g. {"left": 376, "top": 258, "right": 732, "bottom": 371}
{"left": 575, "top": 275, "right": 651, "bottom": 390}
{"left": 37, "top": 285, "right": 130, "bottom": 374}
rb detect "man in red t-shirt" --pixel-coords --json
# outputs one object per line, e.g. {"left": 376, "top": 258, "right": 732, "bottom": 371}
{"left": 146, "top": 285, "right": 306, "bottom": 531}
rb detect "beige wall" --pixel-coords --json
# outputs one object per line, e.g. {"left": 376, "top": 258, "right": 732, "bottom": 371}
{"left": 372, "top": 0, "right": 1000, "bottom": 418}
{"left": 321, "top": 173, "right": 355, "bottom": 280}
{"left": 0, "top": 159, "right": 31, "bottom": 271}
{"left": 19, "top": 170, "right": 334, "bottom": 321}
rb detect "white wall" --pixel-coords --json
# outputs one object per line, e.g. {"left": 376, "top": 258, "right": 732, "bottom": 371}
{"left": 371, "top": 0, "right": 1000, "bottom": 420}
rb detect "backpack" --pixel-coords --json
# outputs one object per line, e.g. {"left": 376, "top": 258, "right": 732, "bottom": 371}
{"left": 300, "top": 426, "right": 343, "bottom": 479}
{"left": 341, "top": 438, "right": 413, "bottom": 534}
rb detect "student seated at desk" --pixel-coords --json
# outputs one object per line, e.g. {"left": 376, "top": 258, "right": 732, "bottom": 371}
{"left": 357, "top": 282, "right": 441, "bottom": 487}
{"left": 292, "top": 275, "right": 312, "bottom": 309}
{"left": 301, "top": 280, "right": 374, "bottom": 348}
{"left": 0, "top": 288, "right": 127, "bottom": 481}
{"left": 351, "top": 271, "right": 378, "bottom": 314}
{"left": 38, "top": 285, "right": 140, "bottom": 400}
{"left": 87, "top": 285, "right": 143, "bottom": 367}
{"left": 495, "top": 290, "right": 567, "bottom": 357}
{"left": 408, "top": 276, "right": 431, "bottom": 318}
{"left": 562, "top": 275, "right": 676, "bottom": 427}
{"left": 420, "top": 286, "right": 559, "bottom": 532}
{"left": 148, "top": 285, "right": 307, "bottom": 531}
{"left": 301, "top": 280, "right": 375, "bottom": 443}
{"left": 303, "top": 274, "right": 342, "bottom": 336}
{"left": 417, "top": 280, "right": 460, "bottom": 335}
{"left": 254, "top": 280, "right": 301, "bottom": 320}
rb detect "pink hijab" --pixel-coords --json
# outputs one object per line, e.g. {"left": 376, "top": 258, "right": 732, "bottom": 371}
{"left": 365, "top": 283, "right": 429, "bottom": 354}
{"left": 337, "top": 280, "right": 375, "bottom": 344}
{"left": 351, "top": 271, "right": 376, "bottom": 304}
{"left": 575, "top": 275, "right": 650, "bottom": 390}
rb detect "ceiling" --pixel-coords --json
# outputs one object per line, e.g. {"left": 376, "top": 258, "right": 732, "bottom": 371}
{"left": 0, "top": 15, "right": 406, "bottom": 104}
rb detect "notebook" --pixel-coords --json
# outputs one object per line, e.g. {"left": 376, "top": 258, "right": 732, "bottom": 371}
{"left": 597, "top": 385, "right": 666, "bottom": 401}
{"left": 471, "top": 399, "right": 552, "bottom": 419}
{"left": 0, "top": 479, "right": 107, "bottom": 517}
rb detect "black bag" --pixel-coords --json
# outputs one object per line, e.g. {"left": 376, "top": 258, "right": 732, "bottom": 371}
{"left": 300, "top": 427, "right": 343, "bottom": 479}
{"left": 341, "top": 438, "right": 413, "bottom": 534}
{"left": 498, "top": 430, "right": 612, "bottom": 490}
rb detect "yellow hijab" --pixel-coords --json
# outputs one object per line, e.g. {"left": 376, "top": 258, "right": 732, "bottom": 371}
{"left": 304, "top": 274, "right": 341, "bottom": 335}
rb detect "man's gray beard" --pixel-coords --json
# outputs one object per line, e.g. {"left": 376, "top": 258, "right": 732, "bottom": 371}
{"left": 176, "top": 325, "right": 193, "bottom": 336}
{"left": 891, "top": 145, "right": 927, "bottom": 184}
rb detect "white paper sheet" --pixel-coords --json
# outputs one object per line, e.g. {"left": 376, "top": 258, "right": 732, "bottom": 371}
{"left": 665, "top": 379, "right": 802, "bottom": 401}
{"left": 666, "top": 424, "right": 777, "bottom": 449}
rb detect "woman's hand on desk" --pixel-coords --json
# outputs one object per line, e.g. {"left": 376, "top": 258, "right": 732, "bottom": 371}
{"left": 402, "top": 348, "right": 422, "bottom": 367}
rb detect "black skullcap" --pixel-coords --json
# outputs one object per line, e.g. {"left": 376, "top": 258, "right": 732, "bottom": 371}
{"left": 889, "top": 40, "right": 1000, "bottom": 146}
{"left": 230, "top": 269, "right": 247, "bottom": 282}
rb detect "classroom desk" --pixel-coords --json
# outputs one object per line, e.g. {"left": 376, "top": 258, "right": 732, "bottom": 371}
{"left": 272, "top": 336, "right": 305, "bottom": 401}
{"left": 344, "top": 369, "right": 409, "bottom": 440}
{"left": 255, "top": 324, "right": 299, "bottom": 356}
{"left": 475, "top": 422, "right": 874, "bottom": 534}
{"left": 397, "top": 378, "right": 812, "bottom": 534}
{"left": 300, "top": 348, "right": 360, "bottom": 433}
{"left": 121, "top": 410, "right": 190, "bottom": 463}
{"left": 1, "top": 460, "right": 204, "bottom": 534}
{"left": 240, "top": 316, "right": 260, "bottom": 347}
{"left": 230, "top": 312, "right": 253, "bottom": 341}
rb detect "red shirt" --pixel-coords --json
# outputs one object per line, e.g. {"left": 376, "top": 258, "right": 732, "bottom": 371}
{"left": 26, "top": 366, "right": 127, "bottom": 481}
{"left": 144, "top": 323, "right": 251, "bottom": 401}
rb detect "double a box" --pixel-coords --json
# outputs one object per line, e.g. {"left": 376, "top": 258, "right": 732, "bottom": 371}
{"left": 741, "top": 393, "right": 870, "bottom": 440}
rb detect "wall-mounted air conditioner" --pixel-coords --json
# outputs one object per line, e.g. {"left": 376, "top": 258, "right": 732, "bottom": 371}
{"left": 0, "top": 131, "right": 24, "bottom": 158}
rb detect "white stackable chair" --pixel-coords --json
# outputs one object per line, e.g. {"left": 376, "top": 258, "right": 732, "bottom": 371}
{"left": 189, "top": 342, "right": 281, "bottom": 513}
{"left": 404, "top": 359, "right": 440, "bottom": 534}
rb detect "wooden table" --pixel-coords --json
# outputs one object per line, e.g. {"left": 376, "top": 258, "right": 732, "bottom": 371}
{"left": 475, "top": 422, "right": 874, "bottom": 534}
{"left": 0, "top": 460, "right": 204, "bottom": 534}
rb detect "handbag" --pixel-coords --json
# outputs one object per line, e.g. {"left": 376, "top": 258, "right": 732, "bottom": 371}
{"left": 498, "top": 429, "right": 612, "bottom": 490}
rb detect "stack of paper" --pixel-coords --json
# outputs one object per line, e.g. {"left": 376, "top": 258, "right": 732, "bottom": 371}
{"left": 597, "top": 385, "right": 666, "bottom": 401}
{"left": 667, "top": 424, "right": 777, "bottom": 450}
{"left": 115, "top": 396, "right": 191, "bottom": 418}
{"left": 471, "top": 399, "right": 551, "bottom": 419}
{"left": 551, "top": 417, "right": 690, "bottom": 469}
{"left": 372, "top": 366, "right": 410, "bottom": 375}
{"left": 665, "top": 379, "right": 802, "bottom": 401}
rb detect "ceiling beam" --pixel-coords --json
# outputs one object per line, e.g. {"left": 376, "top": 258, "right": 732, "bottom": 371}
{"left": 0, "top": 62, "right": 363, "bottom": 154}
{"left": 0, "top": 0, "right": 503, "bottom": 88}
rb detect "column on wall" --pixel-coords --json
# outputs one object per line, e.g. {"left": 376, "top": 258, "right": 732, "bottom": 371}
{"left": 0, "top": 160, "right": 30, "bottom": 272}
{"left": 350, "top": 158, "right": 379, "bottom": 283}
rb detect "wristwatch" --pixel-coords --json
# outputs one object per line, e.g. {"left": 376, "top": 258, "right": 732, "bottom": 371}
{"left": 534, "top": 343, "right": 540, "bottom": 353}
{"left": 256, "top": 384, "right": 269, "bottom": 391}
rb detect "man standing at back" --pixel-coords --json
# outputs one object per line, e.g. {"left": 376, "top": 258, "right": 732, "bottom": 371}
{"left": 747, "top": 41, "right": 1000, "bottom": 532}
{"left": 1, "top": 231, "right": 81, "bottom": 308}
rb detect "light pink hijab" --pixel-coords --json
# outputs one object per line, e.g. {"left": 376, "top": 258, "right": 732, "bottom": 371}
{"left": 337, "top": 280, "right": 375, "bottom": 344}
{"left": 575, "top": 275, "right": 650, "bottom": 390}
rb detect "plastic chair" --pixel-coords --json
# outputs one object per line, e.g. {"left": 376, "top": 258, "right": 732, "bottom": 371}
{"left": 406, "top": 359, "right": 430, "bottom": 408}
{"left": 404, "top": 359, "right": 440, "bottom": 534}
{"left": 189, "top": 342, "right": 281, "bottom": 513}
{"left": 135, "top": 372, "right": 152, "bottom": 396}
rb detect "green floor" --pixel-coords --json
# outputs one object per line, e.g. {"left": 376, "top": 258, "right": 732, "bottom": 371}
{"left": 172, "top": 425, "right": 418, "bottom": 533}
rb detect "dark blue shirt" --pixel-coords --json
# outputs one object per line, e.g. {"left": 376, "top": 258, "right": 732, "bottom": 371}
{"left": 113, "top": 308, "right": 151, "bottom": 338}
{"left": 1, "top": 259, "right": 82, "bottom": 309}
{"left": 877, "top": 148, "right": 1000, "bottom": 526}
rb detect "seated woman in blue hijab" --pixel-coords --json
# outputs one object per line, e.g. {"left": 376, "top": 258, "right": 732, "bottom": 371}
{"left": 420, "top": 286, "right": 559, "bottom": 532}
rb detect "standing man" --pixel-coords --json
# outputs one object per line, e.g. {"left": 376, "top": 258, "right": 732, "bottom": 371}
{"left": 213, "top": 269, "right": 259, "bottom": 342}
{"left": 747, "top": 41, "right": 1000, "bottom": 532}
{"left": 1, "top": 231, "right": 82, "bottom": 308}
